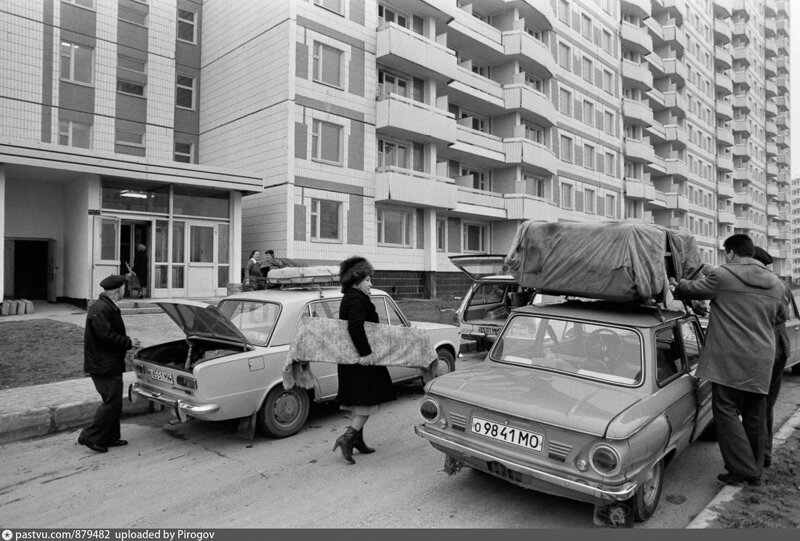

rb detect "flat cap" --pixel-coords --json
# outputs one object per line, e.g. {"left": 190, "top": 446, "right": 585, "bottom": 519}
{"left": 100, "top": 274, "right": 128, "bottom": 290}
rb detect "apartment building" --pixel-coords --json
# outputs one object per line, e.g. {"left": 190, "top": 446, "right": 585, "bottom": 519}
{"left": 198, "top": 0, "right": 790, "bottom": 296}
{"left": 0, "top": 0, "right": 262, "bottom": 304}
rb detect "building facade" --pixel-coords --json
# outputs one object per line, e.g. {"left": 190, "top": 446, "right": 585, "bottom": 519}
{"left": 1, "top": 0, "right": 262, "bottom": 304}
{"left": 198, "top": 0, "right": 791, "bottom": 296}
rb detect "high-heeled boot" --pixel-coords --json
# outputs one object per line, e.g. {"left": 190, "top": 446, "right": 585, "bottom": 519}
{"left": 353, "top": 428, "right": 375, "bottom": 454}
{"left": 332, "top": 426, "right": 357, "bottom": 464}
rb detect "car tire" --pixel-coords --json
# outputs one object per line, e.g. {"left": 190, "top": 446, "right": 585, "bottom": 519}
{"left": 434, "top": 347, "right": 456, "bottom": 377}
{"left": 633, "top": 459, "right": 663, "bottom": 522}
{"left": 257, "top": 386, "right": 311, "bottom": 438}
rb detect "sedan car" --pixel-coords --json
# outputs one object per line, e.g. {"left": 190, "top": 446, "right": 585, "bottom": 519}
{"left": 129, "top": 285, "right": 460, "bottom": 439}
{"left": 415, "top": 299, "right": 712, "bottom": 527}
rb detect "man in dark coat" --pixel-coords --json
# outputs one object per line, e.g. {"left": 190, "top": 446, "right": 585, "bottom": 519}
{"left": 78, "top": 275, "right": 140, "bottom": 453}
{"left": 131, "top": 244, "right": 148, "bottom": 298}
{"left": 673, "top": 234, "right": 785, "bottom": 486}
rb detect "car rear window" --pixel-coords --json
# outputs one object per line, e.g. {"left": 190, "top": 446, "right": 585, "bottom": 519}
{"left": 490, "top": 314, "right": 643, "bottom": 385}
{"left": 218, "top": 300, "right": 280, "bottom": 346}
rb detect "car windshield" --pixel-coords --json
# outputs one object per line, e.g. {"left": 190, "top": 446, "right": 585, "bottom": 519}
{"left": 217, "top": 300, "right": 280, "bottom": 346}
{"left": 490, "top": 314, "right": 643, "bottom": 385}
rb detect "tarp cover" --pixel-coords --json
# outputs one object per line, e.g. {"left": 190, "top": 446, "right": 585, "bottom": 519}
{"left": 504, "top": 221, "right": 704, "bottom": 302}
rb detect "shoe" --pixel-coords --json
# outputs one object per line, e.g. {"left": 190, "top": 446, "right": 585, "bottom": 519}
{"left": 77, "top": 435, "right": 108, "bottom": 453}
{"left": 717, "top": 473, "right": 761, "bottom": 487}
{"left": 107, "top": 440, "right": 128, "bottom": 447}
{"left": 332, "top": 426, "right": 357, "bottom": 464}
{"left": 353, "top": 428, "right": 375, "bottom": 454}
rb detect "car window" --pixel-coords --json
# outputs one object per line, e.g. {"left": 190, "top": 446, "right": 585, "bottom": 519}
{"left": 372, "top": 297, "right": 405, "bottom": 326}
{"left": 679, "top": 319, "right": 702, "bottom": 369}
{"left": 490, "top": 314, "right": 643, "bottom": 386}
{"left": 308, "top": 300, "right": 339, "bottom": 319}
{"left": 217, "top": 300, "right": 280, "bottom": 346}
{"left": 655, "top": 326, "right": 685, "bottom": 385}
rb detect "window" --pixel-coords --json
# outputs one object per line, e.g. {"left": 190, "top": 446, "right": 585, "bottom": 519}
{"left": 605, "top": 194, "right": 616, "bottom": 217}
{"left": 60, "top": 41, "right": 93, "bottom": 84}
{"left": 603, "top": 69, "right": 614, "bottom": 94}
{"left": 655, "top": 327, "right": 685, "bottom": 384}
{"left": 313, "top": 42, "right": 343, "bottom": 87}
{"left": 559, "top": 87, "right": 572, "bottom": 115}
{"left": 525, "top": 73, "right": 543, "bottom": 92}
{"left": 314, "top": 0, "right": 343, "bottom": 15}
{"left": 177, "top": 9, "right": 196, "bottom": 43}
{"left": 118, "top": 55, "right": 145, "bottom": 73}
{"left": 462, "top": 166, "right": 489, "bottom": 190}
{"left": 119, "top": 7, "right": 147, "bottom": 26}
{"left": 379, "top": 3, "right": 408, "bottom": 27}
{"left": 524, "top": 122, "right": 544, "bottom": 144}
{"left": 581, "top": 14, "right": 592, "bottom": 39}
{"left": 526, "top": 175, "right": 547, "bottom": 198}
{"left": 560, "top": 135, "right": 573, "bottom": 163}
{"left": 115, "top": 128, "right": 144, "bottom": 148}
{"left": 117, "top": 80, "right": 145, "bottom": 96}
{"left": 585, "top": 189, "right": 596, "bottom": 213}
{"left": 463, "top": 223, "right": 487, "bottom": 252}
{"left": 583, "top": 100, "right": 594, "bottom": 126}
{"left": 378, "top": 70, "right": 409, "bottom": 98}
{"left": 174, "top": 142, "right": 193, "bottom": 163}
{"left": 64, "top": 0, "right": 94, "bottom": 8}
{"left": 625, "top": 199, "right": 640, "bottom": 219}
{"left": 558, "top": 0, "right": 569, "bottom": 24}
{"left": 436, "top": 219, "right": 446, "bottom": 252}
{"left": 378, "top": 139, "right": 423, "bottom": 171}
{"left": 584, "top": 144, "right": 595, "bottom": 170}
{"left": 561, "top": 183, "right": 573, "bottom": 209}
{"left": 604, "top": 111, "right": 614, "bottom": 135}
{"left": 602, "top": 29, "right": 612, "bottom": 54}
{"left": 58, "top": 120, "right": 91, "bottom": 148}
{"left": 559, "top": 42, "right": 571, "bottom": 70}
{"left": 311, "top": 199, "right": 341, "bottom": 241}
{"left": 311, "top": 119, "right": 343, "bottom": 164}
{"left": 377, "top": 207, "right": 413, "bottom": 246}
{"left": 582, "top": 57, "right": 593, "bottom": 83}
{"left": 605, "top": 152, "right": 615, "bottom": 176}
{"left": 176, "top": 75, "right": 195, "bottom": 109}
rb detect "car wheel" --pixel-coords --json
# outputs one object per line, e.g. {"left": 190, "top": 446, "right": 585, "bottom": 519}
{"left": 434, "top": 347, "right": 456, "bottom": 377}
{"left": 633, "top": 459, "right": 663, "bottom": 522}
{"left": 257, "top": 386, "right": 311, "bottom": 438}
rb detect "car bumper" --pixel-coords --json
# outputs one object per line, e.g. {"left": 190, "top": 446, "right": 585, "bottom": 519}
{"left": 415, "top": 424, "right": 637, "bottom": 504}
{"left": 128, "top": 383, "right": 220, "bottom": 422}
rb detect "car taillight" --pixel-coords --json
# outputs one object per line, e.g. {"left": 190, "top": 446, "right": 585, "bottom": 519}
{"left": 176, "top": 375, "right": 197, "bottom": 389}
{"left": 419, "top": 398, "right": 440, "bottom": 422}
{"left": 133, "top": 363, "right": 144, "bottom": 374}
{"left": 590, "top": 444, "right": 621, "bottom": 476}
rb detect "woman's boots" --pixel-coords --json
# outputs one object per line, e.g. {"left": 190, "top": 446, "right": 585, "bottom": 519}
{"left": 333, "top": 426, "right": 357, "bottom": 464}
{"left": 353, "top": 428, "right": 375, "bottom": 454}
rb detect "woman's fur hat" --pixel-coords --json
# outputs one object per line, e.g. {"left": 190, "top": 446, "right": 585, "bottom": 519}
{"left": 340, "top": 256, "right": 374, "bottom": 290}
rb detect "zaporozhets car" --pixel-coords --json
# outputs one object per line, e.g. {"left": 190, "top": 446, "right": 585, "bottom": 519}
{"left": 415, "top": 299, "right": 713, "bottom": 527}
{"left": 129, "top": 280, "right": 461, "bottom": 439}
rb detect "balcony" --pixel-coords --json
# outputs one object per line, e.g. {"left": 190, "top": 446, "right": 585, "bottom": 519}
{"left": 504, "top": 194, "right": 560, "bottom": 221}
{"left": 776, "top": 77, "right": 788, "bottom": 93}
{"left": 765, "top": 0, "right": 777, "bottom": 15}
{"left": 766, "top": 142, "right": 778, "bottom": 157}
{"left": 716, "top": 100, "right": 733, "bottom": 120}
{"left": 765, "top": 58, "right": 777, "bottom": 78}
{"left": 767, "top": 205, "right": 779, "bottom": 218}
{"left": 622, "top": 0, "right": 651, "bottom": 18}
{"left": 777, "top": 113, "right": 789, "bottom": 129}
{"left": 767, "top": 162, "right": 779, "bottom": 176}
{"left": 502, "top": 30, "right": 556, "bottom": 78}
{"left": 765, "top": 38, "right": 777, "bottom": 57}
{"left": 447, "top": 65, "right": 504, "bottom": 112}
{"left": 624, "top": 179, "right": 656, "bottom": 201}
{"left": 713, "top": 18, "right": 732, "bottom": 44}
{"left": 731, "top": 70, "right": 749, "bottom": 88}
{"left": 503, "top": 139, "right": 558, "bottom": 177}
{"left": 768, "top": 226, "right": 780, "bottom": 238}
{"left": 665, "top": 193, "right": 690, "bottom": 212}
{"left": 375, "top": 168, "right": 457, "bottom": 209}
{"left": 503, "top": 83, "right": 556, "bottom": 126}
{"left": 645, "top": 153, "right": 666, "bottom": 174}
{"left": 447, "top": 124, "right": 506, "bottom": 166}
{"left": 777, "top": 152, "right": 790, "bottom": 166}
{"left": 776, "top": 18, "right": 788, "bottom": 37}
{"left": 621, "top": 60, "right": 654, "bottom": 89}
{"left": 662, "top": 25, "right": 686, "bottom": 52}
{"left": 732, "top": 118, "right": 751, "bottom": 136}
{"left": 646, "top": 52, "right": 665, "bottom": 79}
{"left": 718, "top": 181, "right": 735, "bottom": 198}
{"left": 715, "top": 72, "right": 733, "bottom": 95}
{"left": 665, "top": 159, "right": 689, "bottom": 180}
{"left": 732, "top": 168, "right": 749, "bottom": 182}
{"left": 625, "top": 138, "right": 656, "bottom": 163}
{"left": 455, "top": 186, "right": 506, "bottom": 217}
{"left": 714, "top": 46, "right": 732, "bottom": 69}
{"left": 765, "top": 101, "right": 778, "bottom": 117}
{"left": 377, "top": 23, "right": 458, "bottom": 82}
{"left": 621, "top": 21, "right": 653, "bottom": 55}
{"left": 662, "top": 57, "right": 687, "bottom": 85}
{"left": 662, "top": 0, "right": 687, "bottom": 24}
{"left": 765, "top": 80, "right": 777, "bottom": 98}
{"left": 732, "top": 94, "right": 750, "bottom": 112}
{"left": 717, "top": 154, "right": 734, "bottom": 172}
{"left": 376, "top": 95, "right": 457, "bottom": 145}
{"left": 734, "top": 191, "right": 752, "bottom": 206}
{"left": 734, "top": 217, "right": 754, "bottom": 230}
{"left": 664, "top": 90, "right": 687, "bottom": 111}
{"left": 776, "top": 95, "right": 789, "bottom": 111}
{"left": 447, "top": 7, "right": 504, "bottom": 54}
{"left": 718, "top": 210, "right": 736, "bottom": 224}
{"left": 776, "top": 38, "right": 788, "bottom": 56}
{"left": 716, "top": 126, "right": 734, "bottom": 147}
{"left": 764, "top": 18, "right": 776, "bottom": 37}
{"left": 732, "top": 22, "right": 748, "bottom": 40}
{"left": 766, "top": 119, "right": 777, "bottom": 136}
{"left": 714, "top": 0, "right": 732, "bottom": 19}
{"left": 777, "top": 57, "right": 789, "bottom": 75}
{"left": 622, "top": 98, "right": 654, "bottom": 126}
{"left": 664, "top": 124, "right": 688, "bottom": 148}
{"left": 731, "top": 47, "right": 750, "bottom": 65}
{"left": 767, "top": 184, "right": 779, "bottom": 198}
{"left": 732, "top": 143, "right": 750, "bottom": 160}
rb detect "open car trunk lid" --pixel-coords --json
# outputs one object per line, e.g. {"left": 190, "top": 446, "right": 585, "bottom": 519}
{"left": 449, "top": 255, "right": 515, "bottom": 283}
{"left": 154, "top": 300, "right": 251, "bottom": 348}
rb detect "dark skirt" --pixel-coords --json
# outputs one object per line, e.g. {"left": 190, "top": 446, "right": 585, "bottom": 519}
{"left": 336, "top": 364, "right": 396, "bottom": 407}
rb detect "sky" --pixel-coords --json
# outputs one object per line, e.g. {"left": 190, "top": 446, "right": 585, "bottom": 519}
{"left": 791, "top": 9, "right": 798, "bottom": 178}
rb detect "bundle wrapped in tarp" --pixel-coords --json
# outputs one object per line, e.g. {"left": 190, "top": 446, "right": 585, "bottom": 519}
{"left": 504, "top": 221, "right": 704, "bottom": 303}
{"left": 283, "top": 317, "right": 439, "bottom": 389}
{"left": 266, "top": 265, "right": 340, "bottom": 285}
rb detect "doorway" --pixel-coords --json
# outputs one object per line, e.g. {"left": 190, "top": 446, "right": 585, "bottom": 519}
{"left": 11, "top": 240, "right": 53, "bottom": 300}
{"left": 120, "top": 221, "right": 151, "bottom": 298}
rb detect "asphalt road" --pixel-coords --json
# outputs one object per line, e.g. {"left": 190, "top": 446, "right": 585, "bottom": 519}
{"left": 2, "top": 351, "right": 799, "bottom": 529}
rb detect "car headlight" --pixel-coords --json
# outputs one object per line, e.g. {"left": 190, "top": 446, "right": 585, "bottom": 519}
{"left": 419, "top": 398, "right": 440, "bottom": 423}
{"left": 590, "top": 444, "right": 621, "bottom": 476}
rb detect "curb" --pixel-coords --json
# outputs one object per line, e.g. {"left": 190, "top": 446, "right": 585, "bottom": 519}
{"left": 685, "top": 406, "right": 800, "bottom": 528}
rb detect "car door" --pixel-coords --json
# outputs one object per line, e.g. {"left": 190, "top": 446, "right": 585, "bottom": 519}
{"left": 305, "top": 299, "right": 343, "bottom": 400}
{"left": 372, "top": 296, "right": 422, "bottom": 381}
{"left": 785, "top": 289, "right": 800, "bottom": 371}
{"left": 679, "top": 318, "right": 713, "bottom": 441}
{"left": 654, "top": 324, "right": 696, "bottom": 451}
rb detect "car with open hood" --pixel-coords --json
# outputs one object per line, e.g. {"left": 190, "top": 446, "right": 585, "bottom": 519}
{"left": 415, "top": 298, "right": 713, "bottom": 527}
{"left": 129, "top": 280, "right": 460, "bottom": 439}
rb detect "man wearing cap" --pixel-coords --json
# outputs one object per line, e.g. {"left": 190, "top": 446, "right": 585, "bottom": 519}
{"left": 752, "top": 246, "right": 791, "bottom": 468}
{"left": 77, "top": 275, "right": 140, "bottom": 453}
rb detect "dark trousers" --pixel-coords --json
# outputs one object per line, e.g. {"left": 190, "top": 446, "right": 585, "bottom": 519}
{"left": 80, "top": 373, "right": 123, "bottom": 445}
{"left": 765, "top": 352, "right": 788, "bottom": 463}
{"left": 712, "top": 383, "right": 766, "bottom": 479}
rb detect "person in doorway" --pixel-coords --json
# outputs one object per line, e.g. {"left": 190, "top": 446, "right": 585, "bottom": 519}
{"left": 244, "top": 250, "right": 262, "bottom": 290}
{"left": 77, "top": 275, "right": 140, "bottom": 454}
{"left": 332, "top": 256, "right": 395, "bottom": 464}
{"left": 671, "top": 234, "right": 785, "bottom": 487}
{"left": 752, "top": 246, "right": 791, "bottom": 469}
{"left": 131, "top": 244, "right": 148, "bottom": 299}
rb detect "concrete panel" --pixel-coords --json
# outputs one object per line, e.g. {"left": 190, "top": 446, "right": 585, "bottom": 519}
{"left": 347, "top": 120, "right": 364, "bottom": 171}
{"left": 347, "top": 194, "right": 363, "bottom": 245}
{"left": 0, "top": 407, "right": 51, "bottom": 445}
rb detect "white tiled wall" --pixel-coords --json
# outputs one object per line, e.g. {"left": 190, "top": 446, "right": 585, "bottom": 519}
{"left": 0, "top": 9, "right": 43, "bottom": 141}
{"left": 93, "top": 1, "right": 118, "bottom": 153}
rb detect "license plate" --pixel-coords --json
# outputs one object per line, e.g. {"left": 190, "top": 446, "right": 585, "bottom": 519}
{"left": 471, "top": 416, "right": 543, "bottom": 452}
{"left": 146, "top": 368, "right": 174, "bottom": 385}
{"left": 478, "top": 326, "right": 499, "bottom": 336}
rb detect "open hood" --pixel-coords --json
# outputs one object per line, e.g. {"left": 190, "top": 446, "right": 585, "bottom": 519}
{"left": 154, "top": 300, "right": 250, "bottom": 347}
{"left": 449, "top": 254, "right": 513, "bottom": 281}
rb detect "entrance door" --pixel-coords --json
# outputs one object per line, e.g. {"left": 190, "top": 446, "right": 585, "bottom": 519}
{"left": 120, "top": 221, "right": 152, "bottom": 298}
{"left": 186, "top": 223, "right": 215, "bottom": 298}
{"left": 92, "top": 216, "right": 121, "bottom": 294}
{"left": 12, "top": 240, "right": 49, "bottom": 299}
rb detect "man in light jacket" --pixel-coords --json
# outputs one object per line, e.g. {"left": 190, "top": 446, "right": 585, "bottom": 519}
{"left": 672, "top": 234, "right": 785, "bottom": 487}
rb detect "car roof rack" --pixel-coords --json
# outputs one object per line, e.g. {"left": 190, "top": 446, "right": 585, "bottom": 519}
{"left": 266, "top": 265, "right": 340, "bottom": 287}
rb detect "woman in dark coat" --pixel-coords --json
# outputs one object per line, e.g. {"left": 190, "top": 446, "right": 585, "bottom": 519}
{"left": 333, "top": 256, "right": 395, "bottom": 464}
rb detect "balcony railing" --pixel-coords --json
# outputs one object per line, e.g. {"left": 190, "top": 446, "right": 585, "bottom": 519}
{"left": 375, "top": 167, "right": 457, "bottom": 209}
